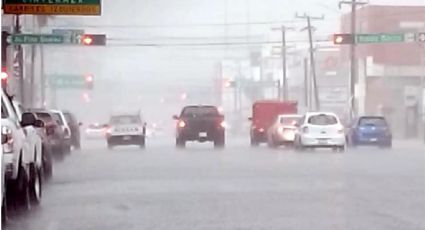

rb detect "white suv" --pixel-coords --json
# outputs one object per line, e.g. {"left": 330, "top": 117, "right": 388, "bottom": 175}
{"left": 106, "top": 113, "right": 147, "bottom": 149}
{"left": 1, "top": 90, "right": 43, "bottom": 211}
{"left": 295, "top": 112, "right": 346, "bottom": 152}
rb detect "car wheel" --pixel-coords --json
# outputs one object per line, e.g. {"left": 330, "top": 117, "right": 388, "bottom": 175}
{"left": 250, "top": 138, "right": 259, "bottom": 147}
{"left": 107, "top": 143, "right": 114, "bottom": 150}
{"left": 29, "top": 164, "right": 42, "bottom": 206}
{"left": 140, "top": 137, "right": 146, "bottom": 149}
{"left": 214, "top": 136, "right": 225, "bottom": 149}
{"left": 42, "top": 146, "right": 53, "bottom": 180}
{"left": 8, "top": 166, "right": 31, "bottom": 212}
{"left": 176, "top": 138, "right": 186, "bottom": 148}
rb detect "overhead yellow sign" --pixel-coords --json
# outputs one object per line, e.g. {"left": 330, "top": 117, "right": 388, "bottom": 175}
{"left": 3, "top": 0, "right": 101, "bottom": 15}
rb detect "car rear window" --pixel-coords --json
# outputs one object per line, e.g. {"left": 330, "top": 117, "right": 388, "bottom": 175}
{"left": 110, "top": 115, "right": 141, "bottom": 124}
{"left": 52, "top": 113, "right": 64, "bottom": 125}
{"left": 36, "top": 113, "right": 53, "bottom": 123}
{"left": 359, "top": 117, "right": 387, "bottom": 127}
{"left": 64, "top": 113, "right": 75, "bottom": 124}
{"left": 308, "top": 114, "right": 338, "bottom": 125}
{"left": 181, "top": 106, "right": 219, "bottom": 117}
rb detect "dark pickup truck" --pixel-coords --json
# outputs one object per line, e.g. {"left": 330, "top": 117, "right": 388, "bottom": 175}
{"left": 173, "top": 105, "right": 225, "bottom": 148}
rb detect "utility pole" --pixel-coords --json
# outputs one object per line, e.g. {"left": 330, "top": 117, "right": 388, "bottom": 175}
{"left": 296, "top": 13, "right": 324, "bottom": 111}
{"left": 272, "top": 26, "right": 294, "bottom": 101}
{"left": 304, "top": 57, "right": 309, "bottom": 109}
{"left": 339, "top": 0, "right": 367, "bottom": 119}
{"left": 14, "top": 15, "right": 25, "bottom": 106}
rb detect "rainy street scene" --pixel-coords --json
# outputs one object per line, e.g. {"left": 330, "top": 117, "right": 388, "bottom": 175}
{"left": 1, "top": 0, "right": 425, "bottom": 229}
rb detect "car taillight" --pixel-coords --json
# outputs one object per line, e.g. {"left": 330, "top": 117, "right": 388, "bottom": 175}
{"left": 337, "top": 128, "right": 344, "bottom": 134}
{"left": 302, "top": 127, "right": 309, "bottom": 134}
{"left": 2, "top": 126, "right": 14, "bottom": 153}
{"left": 178, "top": 120, "right": 186, "bottom": 128}
{"left": 220, "top": 121, "right": 226, "bottom": 128}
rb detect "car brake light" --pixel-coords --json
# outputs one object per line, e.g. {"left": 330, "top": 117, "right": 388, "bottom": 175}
{"left": 302, "top": 127, "right": 309, "bottom": 134}
{"left": 178, "top": 120, "right": 186, "bottom": 128}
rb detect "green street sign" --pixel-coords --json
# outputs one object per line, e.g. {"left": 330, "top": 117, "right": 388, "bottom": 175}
{"left": 356, "top": 33, "right": 405, "bottom": 44}
{"left": 52, "top": 29, "right": 84, "bottom": 44}
{"left": 7, "top": 34, "right": 64, "bottom": 45}
{"left": 3, "top": 0, "right": 101, "bottom": 15}
{"left": 49, "top": 75, "right": 86, "bottom": 89}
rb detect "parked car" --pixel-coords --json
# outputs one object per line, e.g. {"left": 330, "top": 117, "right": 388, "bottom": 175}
{"left": 294, "top": 112, "right": 346, "bottom": 152}
{"left": 249, "top": 100, "right": 298, "bottom": 146}
{"left": 50, "top": 110, "right": 72, "bottom": 153}
{"left": 63, "top": 111, "right": 82, "bottom": 149}
{"left": 12, "top": 102, "right": 53, "bottom": 179}
{"left": 346, "top": 116, "right": 392, "bottom": 148}
{"left": 173, "top": 105, "right": 225, "bottom": 148}
{"left": 2, "top": 89, "right": 43, "bottom": 212}
{"left": 31, "top": 110, "right": 68, "bottom": 158}
{"left": 267, "top": 114, "right": 302, "bottom": 148}
{"left": 106, "top": 113, "right": 147, "bottom": 149}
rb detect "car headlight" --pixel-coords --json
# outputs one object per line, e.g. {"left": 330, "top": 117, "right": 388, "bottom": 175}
{"left": 2, "top": 126, "right": 14, "bottom": 153}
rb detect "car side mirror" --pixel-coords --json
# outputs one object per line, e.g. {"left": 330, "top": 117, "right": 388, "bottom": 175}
{"left": 21, "top": 112, "right": 37, "bottom": 127}
{"left": 34, "top": 119, "right": 45, "bottom": 128}
{"left": 172, "top": 115, "right": 179, "bottom": 120}
{"left": 1, "top": 134, "right": 7, "bottom": 144}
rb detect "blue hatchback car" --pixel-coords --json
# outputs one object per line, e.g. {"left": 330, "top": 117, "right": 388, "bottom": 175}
{"left": 347, "top": 116, "right": 392, "bottom": 148}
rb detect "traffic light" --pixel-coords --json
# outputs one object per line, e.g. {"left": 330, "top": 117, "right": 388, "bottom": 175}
{"left": 333, "top": 33, "right": 355, "bottom": 45}
{"left": 80, "top": 34, "right": 106, "bottom": 46}
{"left": 85, "top": 74, "right": 94, "bottom": 89}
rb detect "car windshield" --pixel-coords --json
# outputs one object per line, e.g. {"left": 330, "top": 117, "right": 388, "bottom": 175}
{"left": 279, "top": 116, "right": 300, "bottom": 125}
{"left": 359, "top": 117, "right": 387, "bottom": 127}
{"left": 110, "top": 115, "right": 140, "bottom": 124}
{"left": 308, "top": 114, "right": 338, "bottom": 125}
{"left": 182, "top": 107, "right": 219, "bottom": 117}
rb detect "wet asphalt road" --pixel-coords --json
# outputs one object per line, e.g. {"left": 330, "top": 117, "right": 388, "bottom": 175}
{"left": 4, "top": 136, "right": 425, "bottom": 230}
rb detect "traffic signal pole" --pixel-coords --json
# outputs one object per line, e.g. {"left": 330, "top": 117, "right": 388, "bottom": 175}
{"left": 339, "top": 0, "right": 367, "bottom": 119}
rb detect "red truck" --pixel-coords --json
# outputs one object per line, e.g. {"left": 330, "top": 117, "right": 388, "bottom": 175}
{"left": 249, "top": 100, "right": 298, "bottom": 146}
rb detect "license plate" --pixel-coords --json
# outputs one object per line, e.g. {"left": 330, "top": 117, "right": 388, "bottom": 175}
{"left": 123, "top": 136, "right": 131, "bottom": 141}
{"left": 369, "top": 138, "right": 378, "bottom": 142}
{"left": 318, "top": 139, "right": 328, "bottom": 144}
{"left": 199, "top": 132, "right": 207, "bottom": 137}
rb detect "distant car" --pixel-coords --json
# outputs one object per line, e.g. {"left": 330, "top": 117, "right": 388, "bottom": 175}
{"left": 50, "top": 110, "right": 72, "bottom": 153}
{"left": 106, "top": 113, "right": 146, "bottom": 149}
{"left": 85, "top": 123, "right": 108, "bottom": 139}
{"left": 294, "top": 112, "right": 346, "bottom": 152}
{"left": 173, "top": 105, "right": 225, "bottom": 148}
{"left": 32, "top": 110, "right": 68, "bottom": 157}
{"left": 267, "top": 114, "right": 302, "bottom": 148}
{"left": 249, "top": 100, "right": 298, "bottom": 146}
{"left": 63, "top": 111, "right": 82, "bottom": 150}
{"left": 346, "top": 116, "right": 392, "bottom": 148}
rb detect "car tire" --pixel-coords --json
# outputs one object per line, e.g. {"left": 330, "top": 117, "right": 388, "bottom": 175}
{"left": 29, "top": 164, "right": 42, "bottom": 206}
{"left": 42, "top": 146, "right": 53, "bottom": 180}
{"left": 250, "top": 138, "right": 259, "bottom": 147}
{"left": 140, "top": 137, "right": 146, "bottom": 149}
{"left": 214, "top": 135, "right": 225, "bottom": 149}
{"left": 63, "top": 144, "right": 71, "bottom": 154}
{"left": 176, "top": 138, "right": 186, "bottom": 148}
{"left": 107, "top": 143, "right": 114, "bottom": 150}
{"left": 8, "top": 166, "right": 31, "bottom": 212}
{"left": 74, "top": 141, "right": 81, "bottom": 150}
